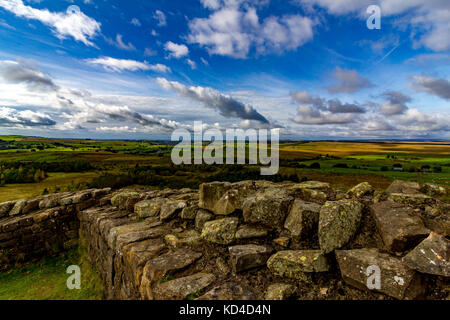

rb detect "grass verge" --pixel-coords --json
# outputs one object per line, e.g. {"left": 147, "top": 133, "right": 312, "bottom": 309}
{"left": 0, "top": 245, "right": 104, "bottom": 300}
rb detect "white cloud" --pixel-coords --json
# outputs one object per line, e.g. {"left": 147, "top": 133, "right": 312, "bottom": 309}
{"left": 188, "top": 2, "right": 315, "bottom": 58}
{"left": 130, "top": 17, "right": 141, "bottom": 26}
{"left": 85, "top": 57, "right": 171, "bottom": 73}
{"left": 153, "top": 9, "right": 166, "bottom": 26}
{"left": 0, "top": 1, "right": 101, "bottom": 46}
{"left": 186, "top": 59, "right": 197, "bottom": 69}
{"left": 105, "top": 34, "right": 136, "bottom": 51}
{"left": 144, "top": 48, "right": 157, "bottom": 56}
{"left": 164, "top": 41, "right": 189, "bottom": 59}
{"left": 0, "top": 106, "right": 56, "bottom": 127}
{"left": 297, "top": 0, "right": 450, "bottom": 52}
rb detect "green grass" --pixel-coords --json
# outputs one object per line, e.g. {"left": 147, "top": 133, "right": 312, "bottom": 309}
{"left": 0, "top": 247, "right": 104, "bottom": 300}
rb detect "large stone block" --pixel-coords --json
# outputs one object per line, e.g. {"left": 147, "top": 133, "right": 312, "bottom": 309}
{"left": 284, "top": 199, "right": 321, "bottom": 239}
{"left": 318, "top": 200, "right": 363, "bottom": 253}
{"left": 371, "top": 201, "right": 429, "bottom": 252}
{"left": 267, "top": 250, "right": 330, "bottom": 280}
{"left": 201, "top": 217, "right": 239, "bottom": 245}
{"left": 228, "top": 244, "right": 273, "bottom": 273}
{"left": 154, "top": 272, "right": 215, "bottom": 300}
{"left": 403, "top": 232, "right": 449, "bottom": 277}
{"left": 336, "top": 248, "right": 425, "bottom": 300}
{"left": 242, "top": 188, "right": 293, "bottom": 228}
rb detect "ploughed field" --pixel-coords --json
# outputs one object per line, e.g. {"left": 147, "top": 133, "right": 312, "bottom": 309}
{"left": 0, "top": 179, "right": 448, "bottom": 300}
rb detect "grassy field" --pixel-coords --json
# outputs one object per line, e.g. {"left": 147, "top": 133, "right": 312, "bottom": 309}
{"left": 0, "top": 136, "right": 448, "bottom": 201}
{"left": 0, "top": 247, "right": 104, "bottom": 300}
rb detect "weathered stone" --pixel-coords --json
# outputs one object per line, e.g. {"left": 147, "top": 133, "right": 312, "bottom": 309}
{"left": 140, "top": 249, "right": 202, "bottom": 299}
{"left": 212, "top": 181, "right": 258, "bottom": 215}
{"left": 273, "top": 237, "right": 290, "bottom": 248}
{"left": 180, "top": 204, "right": 199, "bottom": 220}
{"left": 39, "top": 196, "right": 59, "bottom": 209}
{"left": 388, "top": 193, "right": 436, "bottom": 206}
{"left": 0, "top": 201, "right": 15, "bottom": 217}
{"left": 216, "top": 257, "right": 230, "bottom": 275}
{"left": 164, "top": 230, "right": 201, "bottom": 249}
{"left": 160, "top": 200, "right": 187, "bottom": 220}
{"left": 386, "top": 180, "right": 420, "bottom": 194}
{"left": 199, "top": 182, "right": 232, "bottom": 212}
{"left": 122, "top": 238, "right": 166, "bottom": 295}
{"left": 265, "top": 283, "right": 296, "bottom": 300}
{"left": 235, "top": 225, "right": 269, "bottom": 239}
{"left": 300, "top": 189, "right": 327, "bottom": 202}
{"left": 71, "top": 191, "right": 91, "bottom": 204}
{"left": 346, "top": 182, "right": 374, "bottom": 199}
{"left": 196, "top": 282, "right": 256, "bottom": 300}
{"left": 371, "top": 201, "right": 430, "bottom": 252}
{"left": 336, "top": 248, "right": 425, "bottom": 300}
{"left": 403, "top": 232, "right": 449, "bottom": 277}
{"left": 420, "top": 183, "right": 447, "bottom": 197}
{"left": 108, "top": 222, "right": 168, "bottom": 252}
{"left": 228, "top": 244, "right": 273, "bottom": 273}
{"left": 9, "top": 200, "right": 27, "bottom": 216}
{"left": 134, "top": 198, "right": 165, "bottom": 218}
{"left": 284, "top": 199, "right": 321, "bottom": 239}
{"left": 318, "top": 200, "right": 363, "bottom": 253}
{"left": 22, "top": 198, "right": 40, "bottom": 214}
{"left": 242, "top": 188, "right": 293, "bottom": 228}
{"left": 195, "top": 209, "right": 213, "bottom": 231}
{"left": 154, "top": 273, "right": 216, "bottom": 300}
{"left": 289, "top": 181, "right": 331, "bottom": 191}
{"left": 201, "top": 217, "right": 239, "bottom": 245}
{"left": 267, "top": 250, "right": 330, "bottom": 280}
{"left": 111, "top": 191, "right": 141, "bottom": 210}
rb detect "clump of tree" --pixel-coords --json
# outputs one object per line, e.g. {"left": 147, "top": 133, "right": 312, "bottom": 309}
{"left": 0, "top": 165, "right": 47, "bottom": 185}
{"left": 88, "top": 164, "right": 307, "bottom": 190}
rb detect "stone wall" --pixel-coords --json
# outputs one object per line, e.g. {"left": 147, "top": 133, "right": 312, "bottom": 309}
{"left": 0, "top": 180, "right": 448, "bottom": 300}
{"left": 0, "top": 188, "right": 110, "bottom": 270}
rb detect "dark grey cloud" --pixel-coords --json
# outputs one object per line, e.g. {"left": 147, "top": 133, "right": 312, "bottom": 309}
{"left": 290, "top": 91, "right": 365, "bottom": 125}
{"left": 413, "top": 75, "right": 450, "bottom": 100}
{"left": 157, "top": 77, "right": 270, "bottom": 124}
{"left": 327, "top": 67, "right": 373, "bottom": 93}
{"left": 327, "top": 99, "right": 365, "bottom": 113}
{"left": 379, "top": 91, "right": 411, "bottom": 115}
{"left": 0, "top": 60, "right": 58, "bottom": 91}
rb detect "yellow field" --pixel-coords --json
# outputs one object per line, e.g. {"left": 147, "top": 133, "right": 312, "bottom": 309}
{"left": 0, "top": 172, "right": 99, "bottom": 202}
{"left": 279, "top": 141, "right": 450, "bottom": 159}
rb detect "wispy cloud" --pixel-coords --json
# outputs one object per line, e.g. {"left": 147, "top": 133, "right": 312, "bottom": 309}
{"left": 327, "top": 67, "right": 373, "bottom": 93}
{"left": 0, "top": 1, "right": 101, "bottom": 46}
{"left": 85, "top": 57, "right": 171, "bottom": 73}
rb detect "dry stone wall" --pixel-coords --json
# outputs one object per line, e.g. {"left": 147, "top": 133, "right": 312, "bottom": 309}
{"left": 0, "top": 188, "right": 110, "bottom": 270}
{"left": 0, "top": 180, "right": 448, "bottom": 300}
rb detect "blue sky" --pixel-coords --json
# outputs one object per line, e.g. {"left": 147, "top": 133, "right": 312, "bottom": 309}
{"left": 0, "top": 0, "right": 448, "bottom": 140}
